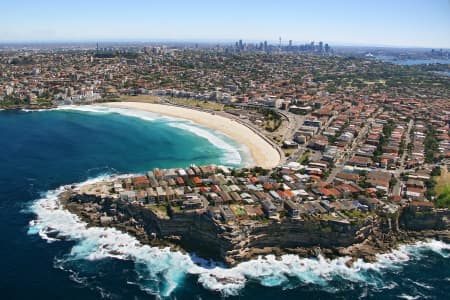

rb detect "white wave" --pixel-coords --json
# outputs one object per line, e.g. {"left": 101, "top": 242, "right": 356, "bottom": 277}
{"left": 21, "top": 108, "right": 55, "bottom": 112}
{"left": 398, "top": 294, "right": 421, "bottom": 300}
{"left": 412, "top": 240, "right": 450, "bottom": 258}
{"left": 51, "top": 105, "right": 247, "bottom": 167}
{"left": 55, "top": 105, "right": 162, "bottom": 122}
{"left": 411, "top": 280, "right": 433, "bottom": 290}
{"left": 20, "top": 105, "right": 162, "bottom": 120}
{"left": 28, "top": 176, "right": 450, "bottom": 297}
{"left": 166, "top": 122, "right": 243, "bottom": 166}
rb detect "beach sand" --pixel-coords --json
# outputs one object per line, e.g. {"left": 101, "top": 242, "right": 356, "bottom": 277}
{"left": 101, "top": 102, "right": 281, "bottom": 169}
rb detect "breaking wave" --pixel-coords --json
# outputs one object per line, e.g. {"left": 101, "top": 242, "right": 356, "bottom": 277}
{"left": 166, "top": 121, "right": 247, "bottom": 166}
{"left": 27, "top": 176, "right": 450, "bottom": 298}
{"left": 56, "top": 105, "right": 162, "bottom": 122}
{"left": 36, "top": 105, "right": 247, "bottom": 167}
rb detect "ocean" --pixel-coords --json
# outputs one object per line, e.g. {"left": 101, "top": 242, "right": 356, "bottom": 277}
{"left": 0, "top": 107, "right": 449, "bottom": 299}
{"left": 372, "top": 55, "right": 450, "bottom": 66}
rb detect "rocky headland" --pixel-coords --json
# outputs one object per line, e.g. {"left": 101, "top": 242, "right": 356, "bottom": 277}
{"left": 59, "top": 185, "right": 450, "bottom": 267}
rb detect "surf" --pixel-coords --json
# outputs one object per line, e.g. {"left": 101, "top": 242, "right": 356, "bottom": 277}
{"left": 28, "top": 176, "right": 450, "bottom": 298}
{"left": 51, "top": 105, "right": 246, "bottom": 167}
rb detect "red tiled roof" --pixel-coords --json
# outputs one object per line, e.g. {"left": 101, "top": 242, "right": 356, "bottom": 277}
{"left": 133, "top": 176, "right": 149, "bottom": 185}
{"left": 263, "top": 183, "right": 273, "bottom": 190}
{"left": 410, "top": 201, "right": 434, "bottom": 207}
{"left": 176, "top": 177, "right": 184, "bottom": 185}
{"left": 250, "top": 177, "right": 259, "bottom": 183}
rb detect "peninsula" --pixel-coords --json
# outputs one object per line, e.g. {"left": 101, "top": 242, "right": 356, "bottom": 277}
{"left": 60, "top": 163, "right": 450, "bottom": 267}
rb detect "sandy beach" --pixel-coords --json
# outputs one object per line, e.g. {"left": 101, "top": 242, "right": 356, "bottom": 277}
{"left": 101, "top": 102, "right": 281, "bottom": 169}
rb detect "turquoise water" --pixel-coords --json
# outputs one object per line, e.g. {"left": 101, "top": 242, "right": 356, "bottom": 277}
{"left": 1, "top": 108, "right": 449, "bottom": 299}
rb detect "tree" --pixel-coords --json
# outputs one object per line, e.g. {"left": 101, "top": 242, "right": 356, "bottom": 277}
{"left": 389, "top": 176, "right": 398, "bottom": 189}
{"left": 431, "top": 166, "right": 441, "bottom": 177}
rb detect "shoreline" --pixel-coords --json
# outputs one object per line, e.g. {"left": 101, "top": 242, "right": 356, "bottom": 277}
{"left": 29, "top": 183, "right": 450, "bottom": 297}
{"left": 99, "top": 101, "right": 281, "bottom": 169}
{"left": 59, "top": 183, "right": 450, "bottom": 267}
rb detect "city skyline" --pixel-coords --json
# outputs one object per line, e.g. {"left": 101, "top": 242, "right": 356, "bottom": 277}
{"left": 1, "top": 0, "right": 450, "bottom": 48}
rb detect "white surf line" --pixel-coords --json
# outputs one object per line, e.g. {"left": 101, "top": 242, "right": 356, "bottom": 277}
{"left": 28, "top": 176, "right": 450, "bottom": 297}
{"left": 55, "top": 105, "right": 248, "bottom": 167}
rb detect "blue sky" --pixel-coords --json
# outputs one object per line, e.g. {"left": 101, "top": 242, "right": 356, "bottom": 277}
{"left": 1, "top": 0, "right": 449, "bottom": 48}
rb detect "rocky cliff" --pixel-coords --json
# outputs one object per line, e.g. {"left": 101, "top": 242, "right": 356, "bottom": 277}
{"left": 399, "top": 207, "right": 450, "bottom": 231}
{"left": 63, "top": 192, "right": 450, "bottom": 266}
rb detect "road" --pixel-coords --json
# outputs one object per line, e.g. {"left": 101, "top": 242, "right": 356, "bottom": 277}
{"left": 327, "top": 117, "right": 375, "bottom": 183}
{"left": 400, "top": 119, "right": 414, "bottom": 167}
{"left": 392, "top": 119, "right": 414, "bottom": 196}
{"left": 276, "top": 109, "right": 305, "bottom": 141}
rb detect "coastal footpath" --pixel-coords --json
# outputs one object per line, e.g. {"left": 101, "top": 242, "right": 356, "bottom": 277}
{"left": 59, "top": 165, "right": 450, "bottom": 267}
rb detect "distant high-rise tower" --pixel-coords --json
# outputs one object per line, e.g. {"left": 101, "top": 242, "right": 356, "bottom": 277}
{"left": 289, "top": 40, "right": 293, "bottom": 47}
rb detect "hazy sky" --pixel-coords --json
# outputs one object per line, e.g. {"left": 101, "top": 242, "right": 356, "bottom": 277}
{"left": 1, "top": 0, "right": 449, "bottom": 48}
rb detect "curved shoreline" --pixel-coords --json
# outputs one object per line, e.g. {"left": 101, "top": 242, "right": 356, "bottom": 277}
{"left": 100, "top": 102, "right": 281, "bottom": 169}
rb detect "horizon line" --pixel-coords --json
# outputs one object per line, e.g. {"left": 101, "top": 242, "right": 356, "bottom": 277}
{"left": 0, "top": 38, "right": 449, "bottom": 50}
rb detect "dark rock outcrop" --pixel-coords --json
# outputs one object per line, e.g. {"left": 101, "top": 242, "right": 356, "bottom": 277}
{"left": 63, "top": 192, "right": 450, "bottom": 266}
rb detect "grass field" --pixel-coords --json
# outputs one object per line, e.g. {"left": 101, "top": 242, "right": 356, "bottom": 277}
{"left": 435, "top": 166, "right": 450, "bottom": 208}
{"left": 147, "top": 204, "right": 169, "bottom": 219}
{"left": 168, "top": 98, "right": 224, "bottom": 111}
{"left": 117, "top": 95, "right": 225, "bottom": 111}
{"left": 118, "top": 95, "right": 161, "bottom": 103}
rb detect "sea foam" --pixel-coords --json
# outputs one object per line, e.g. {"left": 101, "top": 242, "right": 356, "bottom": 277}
{"left": 166, "top": 121, "right": 245, "bottom": 166}
{"left": 28, "top": 176, "right": 450, "bottom": 298}
{"left": 53, "top": 105, "right": 246, "bottom": 167}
